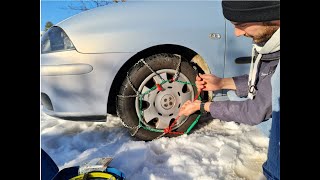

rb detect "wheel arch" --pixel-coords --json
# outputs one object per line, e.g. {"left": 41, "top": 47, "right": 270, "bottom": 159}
{"left": 107, "top": 44, "right": 211, "bottom": 115}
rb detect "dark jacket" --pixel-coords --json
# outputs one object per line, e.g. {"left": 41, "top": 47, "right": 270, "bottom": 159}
{"left": 209, "top": 51, "right": 280, "bottom": 125}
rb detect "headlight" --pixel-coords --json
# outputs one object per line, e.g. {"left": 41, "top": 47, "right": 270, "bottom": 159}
{"left": 41, "top": 26, "right": 75, "bottom": 54}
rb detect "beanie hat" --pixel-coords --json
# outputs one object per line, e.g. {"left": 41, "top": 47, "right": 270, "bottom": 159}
{"left": 222, "top": 1, "right": 280, "bottom": 22}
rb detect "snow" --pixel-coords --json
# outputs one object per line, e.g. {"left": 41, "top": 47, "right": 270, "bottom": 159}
{"left": 41, "top": 108, "right": 269, "bottom": 180}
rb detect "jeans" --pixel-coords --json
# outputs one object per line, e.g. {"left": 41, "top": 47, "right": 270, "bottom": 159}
{"left": 262, "top": 110, "right": 280, "bottom": 180}
{"left": 262, "top": 62, "right": 280, "bottom": 180}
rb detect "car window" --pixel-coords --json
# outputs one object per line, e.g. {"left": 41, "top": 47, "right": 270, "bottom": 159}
{"left": 41, "top": 26, "right": 75, "bottom": 54}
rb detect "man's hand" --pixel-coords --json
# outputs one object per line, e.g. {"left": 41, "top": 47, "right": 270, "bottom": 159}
{"left": 178, "top": 100, "right": 201, "bottom": 116}
{"left": 196, "top": 73, "right": 236, "bottom": 91}
{"left": 196, "top": 73, "right": 223, "bottom": 91}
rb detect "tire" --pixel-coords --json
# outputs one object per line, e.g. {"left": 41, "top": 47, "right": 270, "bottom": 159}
{"left": 117, "top": 53, "right": 200, "bottom": 141}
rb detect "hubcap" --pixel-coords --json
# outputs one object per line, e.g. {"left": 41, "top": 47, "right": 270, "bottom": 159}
{"left": 135, "top": 69, "right": 194, "bottom": 129}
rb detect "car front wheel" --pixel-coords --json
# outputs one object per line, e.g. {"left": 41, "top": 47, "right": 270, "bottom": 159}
{"left": 117, "top": 53, "right": 201, "bottom": 140}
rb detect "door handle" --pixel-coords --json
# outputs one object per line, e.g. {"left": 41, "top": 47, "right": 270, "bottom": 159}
{"left": 235, "top": 56, "right": 252, "bottom": 64}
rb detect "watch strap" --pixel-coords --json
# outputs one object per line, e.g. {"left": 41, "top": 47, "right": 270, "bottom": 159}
{"left": 200, "top": 102, "right": 206, "bottom": 113}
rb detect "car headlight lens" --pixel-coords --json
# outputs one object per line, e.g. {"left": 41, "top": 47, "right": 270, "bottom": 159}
{"left": 41, "top": 26, "right": 75, "bottom": 54}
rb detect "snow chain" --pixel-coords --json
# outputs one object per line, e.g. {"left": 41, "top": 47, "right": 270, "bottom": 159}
{"left": 117, "top": 54, "right": 202, "bottom": 138}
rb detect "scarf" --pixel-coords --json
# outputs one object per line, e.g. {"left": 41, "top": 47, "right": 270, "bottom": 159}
{"left": 248, "top": 28, "right": 280, "bottom": 99}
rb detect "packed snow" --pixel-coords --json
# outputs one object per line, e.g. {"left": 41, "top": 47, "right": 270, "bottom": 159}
{"left": 41, "top": 108, "right": 269, "bottom": 180}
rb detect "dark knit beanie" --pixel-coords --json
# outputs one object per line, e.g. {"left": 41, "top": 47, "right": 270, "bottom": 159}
{"left": 222, "top": 1, "right": 280, "bottom": 22}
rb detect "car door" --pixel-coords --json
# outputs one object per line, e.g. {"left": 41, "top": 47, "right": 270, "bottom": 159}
{"left": 224, "top": 20, "right": 252, "bottom": 79}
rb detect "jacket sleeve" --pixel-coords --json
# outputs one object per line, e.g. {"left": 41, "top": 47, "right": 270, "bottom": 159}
{"left": 210, "top": 73, "right": 272, "bottom": 125}
{"left": 232, "top": 74, "right": 249, "bottom": 97}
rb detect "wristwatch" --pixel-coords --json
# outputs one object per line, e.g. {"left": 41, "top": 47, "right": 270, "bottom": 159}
{"left": 200, "top": 102, "right": 206, "bottom": 113}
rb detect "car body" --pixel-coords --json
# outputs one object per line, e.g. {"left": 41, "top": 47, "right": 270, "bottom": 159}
{"left": 41, "top": 1, "right": 253, "bottom": 140}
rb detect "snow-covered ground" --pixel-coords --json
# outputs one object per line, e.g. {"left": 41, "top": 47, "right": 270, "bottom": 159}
{"left": 41, "top": 109, "right": 269, "bottom": 180}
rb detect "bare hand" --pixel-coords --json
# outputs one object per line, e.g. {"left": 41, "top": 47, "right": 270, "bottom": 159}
{"left": 178, "top": 100, "right": 201, "bottom": 116}
{"left": 196, "top": 73, "right": 223, "bottom": 91}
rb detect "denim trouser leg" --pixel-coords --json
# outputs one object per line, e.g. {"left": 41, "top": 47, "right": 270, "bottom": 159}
{"left": 263, "top": 62, "right": 280, "bottom": 180}
{"left": 262, "top": 114, "right": 280, "bottom": 180}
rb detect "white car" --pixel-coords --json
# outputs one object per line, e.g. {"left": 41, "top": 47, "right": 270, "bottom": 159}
{"left": 41, "top": 1, "right": 252, "bottom": 140}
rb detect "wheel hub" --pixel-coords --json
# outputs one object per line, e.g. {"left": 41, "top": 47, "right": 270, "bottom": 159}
{"left": 160, "top": 94, "right": 175, "bottom": 110}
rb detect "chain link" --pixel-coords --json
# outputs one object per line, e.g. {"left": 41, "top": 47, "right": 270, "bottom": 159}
{"left": 126, "top": 72, "right": 139, "bottom": 95}
{"left": 130, "top": 126, "right": 140, "bottom": 136}
{"left": 140, "top": 59, "right": 164, "bottom": 81}
{"left": 117, "top": 94, "right": 138, "bottom": 98}
{"left": 120, "top": 119, "right": 139, "bottom": 130}
{"left": 172, "top": 54, "right": 181, "bottom": 81}
{"left": 154, "top": 133, "right": 167, "bottom": 140}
